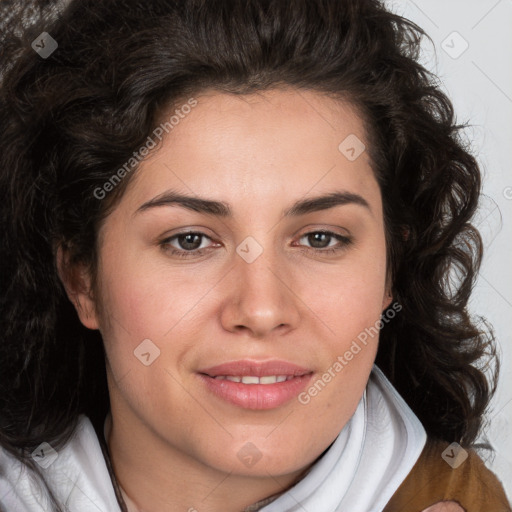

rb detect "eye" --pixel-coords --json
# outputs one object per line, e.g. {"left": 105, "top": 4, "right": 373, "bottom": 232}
{"left": 171, "top": 233, "right": 209, "bottom": 251}
{"left": 160, "top": 232, "right": 216, "bottom": 258}
{"left": 159, "top": 229, "right": 353, "bottom": 259}
{"left": 295, "top": 230, "right": 353, "bottom": 254}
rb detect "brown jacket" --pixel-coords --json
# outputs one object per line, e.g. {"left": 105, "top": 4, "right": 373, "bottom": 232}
{"left": 384, "top": 439, "right": 511, "bottom": 512}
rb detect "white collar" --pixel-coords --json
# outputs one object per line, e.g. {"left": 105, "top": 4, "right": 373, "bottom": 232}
{"left": 0, "top": 365, "right": 426, "bottom": 512}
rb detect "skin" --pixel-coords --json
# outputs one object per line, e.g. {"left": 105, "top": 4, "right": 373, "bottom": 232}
{"left": 60, "top": 88, "right": 393, "bottom": 512}
{"left": 423, "top": 503, "right": 465, "bottom": 512}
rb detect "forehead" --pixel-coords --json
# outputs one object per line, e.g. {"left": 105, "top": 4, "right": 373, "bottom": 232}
{"left": 164, "top": 88, "right": 368, "bottom": 159}
{"left": 114, "top": 88, "right": 380, "bottom": 218}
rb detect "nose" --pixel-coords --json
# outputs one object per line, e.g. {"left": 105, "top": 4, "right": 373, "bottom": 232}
{"left": 219, "top": 244, "right": 302, "bottom": 339}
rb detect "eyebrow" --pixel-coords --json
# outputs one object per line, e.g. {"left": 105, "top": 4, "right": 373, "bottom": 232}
{"left": 135, "top": 189, "right": 371, "bottom": 217}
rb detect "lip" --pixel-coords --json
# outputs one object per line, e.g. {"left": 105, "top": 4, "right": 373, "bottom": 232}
{"left": 199, "top": 359, "right": 311, "bottom": 377}
{"left": 198, "top": 359, "right": 313, "bottom": 410}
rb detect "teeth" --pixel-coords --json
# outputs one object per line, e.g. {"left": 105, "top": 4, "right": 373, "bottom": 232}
{"left": 241, "top": 376, "right": 260, "bottom": 384}
{"left": 213, "top": 375, "right": 291, "bottom": 384}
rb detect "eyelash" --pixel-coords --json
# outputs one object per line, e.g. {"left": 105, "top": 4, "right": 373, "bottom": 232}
{"left": 160, "top": 230, "right": 353, "bottom": 259}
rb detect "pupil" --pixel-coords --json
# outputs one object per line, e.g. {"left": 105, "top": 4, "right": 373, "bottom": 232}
{"left": 180, "top": 234, "right": 201, "bottom": 250}
{"left": 310, "top": 233, "right": 329, "bottom": 248}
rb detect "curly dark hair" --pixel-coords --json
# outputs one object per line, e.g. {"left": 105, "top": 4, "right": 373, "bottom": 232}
{"left": 0, "top": 0, "right": 498, "bottom": 509}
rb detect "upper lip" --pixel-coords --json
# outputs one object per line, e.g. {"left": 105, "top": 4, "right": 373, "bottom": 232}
{"left": 199, "top": 359, "right": 312, "bottom": 377}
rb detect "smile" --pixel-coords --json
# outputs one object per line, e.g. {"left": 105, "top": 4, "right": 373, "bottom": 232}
{"left": 212, "top": 375, "right": 294, "bottom": 384}
{"left": 197, "top": 360, "right": 314, "bottom": 410}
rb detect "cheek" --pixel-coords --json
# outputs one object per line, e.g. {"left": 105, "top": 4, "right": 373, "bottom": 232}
{"left": 307, "top": 252, "right": 388, "bottom": 338}
{"left": 97, "top": 243, "right": 199, "bottom": 338}
{"left": 95, "top": 251, "right": 215, "bottom": 387}
{"left": 98, "top": 269, "right": 160, "bottom": 339}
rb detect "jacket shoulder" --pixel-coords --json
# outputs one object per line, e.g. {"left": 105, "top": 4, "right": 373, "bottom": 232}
{"left": 383, "top": 438, "right": 511, "bottom": 512}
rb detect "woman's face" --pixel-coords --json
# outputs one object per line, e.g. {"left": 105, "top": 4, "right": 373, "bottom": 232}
{"left": 76, "top": 88, "right": 391, "bottom": 478}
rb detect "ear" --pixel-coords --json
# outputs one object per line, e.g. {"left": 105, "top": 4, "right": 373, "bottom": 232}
{"left": 56, "top": 245, "right": 100, "bottom": 330}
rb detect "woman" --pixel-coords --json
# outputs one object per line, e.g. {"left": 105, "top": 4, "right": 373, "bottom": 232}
{"left": 0, "top": 0, "right": 509, "bottom": 511}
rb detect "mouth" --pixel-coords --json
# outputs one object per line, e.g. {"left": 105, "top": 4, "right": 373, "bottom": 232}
{"left": 210, "top": 375, "right": 296, "bottom": 384}
{"left": 197, "top": 360, "right": 313, "bottom": 410}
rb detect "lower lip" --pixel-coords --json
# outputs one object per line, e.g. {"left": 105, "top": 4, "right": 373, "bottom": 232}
{"left": 198, "top": 374, "right": 313, "bottom": 410}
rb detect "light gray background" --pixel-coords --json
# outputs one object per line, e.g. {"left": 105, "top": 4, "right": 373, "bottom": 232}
{"left": 386, "top": 0, "right": 512, "bottom": 501}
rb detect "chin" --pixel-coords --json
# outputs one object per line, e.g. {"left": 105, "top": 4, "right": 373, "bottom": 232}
{"left": 209, "top": 442, "right": 316, "bottom": 478}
